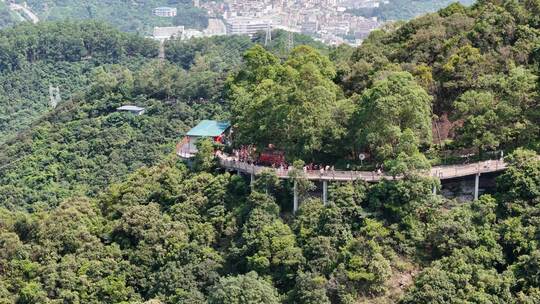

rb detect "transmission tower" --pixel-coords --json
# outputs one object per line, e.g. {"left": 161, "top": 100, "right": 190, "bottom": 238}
{"left": 264, "top": 24, "right": 272, "bottom": 46}
{"left": 287, "top": 31, "right": 294, "bottom": 51}
{"left": 49, "top": 85, "right": 60, "bottom": 109}
{"left": 287, "top": 15, "right": 295, "bottom": 51}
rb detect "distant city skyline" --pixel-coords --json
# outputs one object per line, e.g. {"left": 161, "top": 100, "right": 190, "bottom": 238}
{"left": 200, "top": 0, "right": 383, "bottom": 45}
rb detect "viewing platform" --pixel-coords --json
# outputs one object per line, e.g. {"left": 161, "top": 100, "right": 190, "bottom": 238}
{"left": 216, "top": 153, "right": 509, "bottom": 211}
{"left": 216, "top": 153, "right": 508, "bottom": 182}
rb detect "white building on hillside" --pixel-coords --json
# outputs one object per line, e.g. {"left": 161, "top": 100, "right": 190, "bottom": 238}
{"left": 153, "top": 26, "right": 206, "bottom": 42}
{"left": 153, "top": 7, "right": 177, "bottom": 17}
{"left": 117, "top": 105, "right": 145, "bottom": 116}
{"left": 153, "top": 26, "right": 184, "bottom": 41}
{"left": 225, "top": 17, "right": 272, "bottom": 36}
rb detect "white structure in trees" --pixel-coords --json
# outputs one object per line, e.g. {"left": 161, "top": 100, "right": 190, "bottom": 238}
{"left": 49, "top": 85, "right": 60, "bottom": 109}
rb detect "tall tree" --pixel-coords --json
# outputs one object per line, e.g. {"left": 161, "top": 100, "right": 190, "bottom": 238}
{"left": 453, "top": 67, "right": 539, "bottom": 151}
{"left": 352, "top": 71, "right": 433, "bottom": 161}
{"left": 229, "top": 45, "right": 349, "bottom": 161}
{"left": 208, "top": 272, "right": 280, "bottom": 304}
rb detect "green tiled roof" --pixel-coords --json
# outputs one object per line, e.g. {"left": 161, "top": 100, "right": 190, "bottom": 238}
{"left": 186, "top": 120, "right": 231, "bottom": 137}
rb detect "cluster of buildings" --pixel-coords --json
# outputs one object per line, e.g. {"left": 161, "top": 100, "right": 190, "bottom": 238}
{"left": 203, "top": 0, "right": 384, "bottom": 45}
{"left": 152, "top": 0, "right": 384, "bottom": 45}
{"left": 152, "top": 17, "right": 227, "bottom": 43}
{"left": 153, "top": 26, "right": 202, "bottom": 42}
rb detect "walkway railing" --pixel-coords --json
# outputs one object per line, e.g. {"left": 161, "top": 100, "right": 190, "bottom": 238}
{"left": 431, "top": 159, "right": 507, "bottom": 179}
{"left": 217, "top": 154, "right": 508, "bottom": 182}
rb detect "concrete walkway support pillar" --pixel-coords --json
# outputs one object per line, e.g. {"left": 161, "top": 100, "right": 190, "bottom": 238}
{"left": 249, "top": 172, "right": 255, "bottom": 189}
{"left": 323, "top": 180, "right": 328, "bottom": 206}
{"left": 293, "top": 180, "right": 299, "bottom": 214}
{"left": 432, "top": 177, "right": 439, "bottom": 195}
{"left": 474, "top": 173, "right": 480, "bottom": 200}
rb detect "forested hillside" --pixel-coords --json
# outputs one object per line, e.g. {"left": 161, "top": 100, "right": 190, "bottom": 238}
{"left": 2, "top": 146, "right": 540, "bottom": 303}
{"left": 0, "top": 2, "right": 18, "bottom": 29}
{"left": 229, "top": 0, "right": 540, "bottom": 169}
{"left": 1, "top": 0, "right": 540, "bottom": 303}
{"left": 13, "top": 0, "right": 208, "bottom": 33}
{"left": 0, "top": 22, "right": 328, "bottom": 211}
{"left": 0, "top": 21, "right": 157, "bottom": 142}
{"left": 0, "top": 23, "right": 240, "bottom": 210}
{"left": 340, "top": 0, "right": 540, "bottom": 155}
{"left": 349, "top": 0, "right": 476, "bottom": 21}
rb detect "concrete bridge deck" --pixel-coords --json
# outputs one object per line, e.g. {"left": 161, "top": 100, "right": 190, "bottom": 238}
{"left": 217, "top": 154, "right": 507, "bottom": 182}
{"left": 215, "top": 153, "right": 509, "bottom": 212}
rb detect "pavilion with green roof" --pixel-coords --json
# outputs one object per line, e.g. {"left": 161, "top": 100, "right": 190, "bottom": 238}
{"left": 186, "top": 120, "right": 231, "bottom": 137}
{"left": 177, "top": 120, "right": 231, "bottom": 158}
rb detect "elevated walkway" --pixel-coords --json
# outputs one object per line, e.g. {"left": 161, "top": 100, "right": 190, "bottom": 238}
{"left": 215, "top": 153, "right": 510, "bottom": 212}
{"left": 217, "top": 153, "right": 507, "bottom": 182}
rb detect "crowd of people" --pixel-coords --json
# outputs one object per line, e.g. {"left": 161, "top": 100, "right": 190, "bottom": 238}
{"left": 226, "top": 146, "right": 384, "bottom": 176}
{"left": 234, "top": 146, "right": 255, "bottom": 163}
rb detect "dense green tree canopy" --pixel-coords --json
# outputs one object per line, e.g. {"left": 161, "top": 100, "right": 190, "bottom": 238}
{"left": 0, "top": 21, "right": 158, "bottom": 143}
{"left": 348, "top": 0, "right": 475, "bottom": 22}
{"left": 23, "top": 0, "right": 207, "bottom": 34}
{"left": 229, "top": 45, "right": 349, "bottom": 161}
{"left": 453, "top": 67, "right": 539, "bottom": 151}
{"left": 208, "top": 272, "right": 280, "bottom": 304}
{"left": 0, "top": 3, "right": 17, "bottom": 29}
{"left": 353, "top": 71, "right": 433, "bottom": 161}
{"left": 341, "top": 0, "right": 540, "bottom": 155}
{"left": 1, "top": 0, "right": 540, "bottom": 303}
